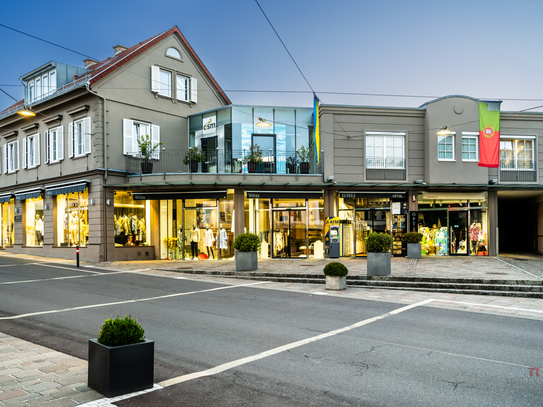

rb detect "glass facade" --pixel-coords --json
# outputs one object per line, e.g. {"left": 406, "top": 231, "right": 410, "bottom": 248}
{"left": 114, "top": 191, "right": 151, "bottom": 247}
{"left": 25, "top": 196, "right": 44, "bottom": 246}
{"left": 56, "top": 190, "right": 88, "bottom": 247}
{"left": 1, "top": 199, "right": 14, "bottom": 247}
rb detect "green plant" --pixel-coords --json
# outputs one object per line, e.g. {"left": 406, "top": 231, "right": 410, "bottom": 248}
{"left": 137, "top": 135, "right": 163, "bottom": 162}
{"left": 183, "top": 147, "right": 206, "bottom": 165}
{"left": 243, "top": 144, "right": 264, "bottom": 164}
{"left": 402, "top": 232, "right": 423, "bottom": 243}
{"left": 323, "top": 262, "right": 349, "bottom": 277}
{"left": 234, "top": 232, "right": 261, "bottom": 252}
{"left": 366, "top": 232, "right": 393, "bottom": 253}
{"left": 97, "top": 315, "right": 145, "bottom": 347}
{"left": 297, "top": 145, "right": 311, "bottom": 162}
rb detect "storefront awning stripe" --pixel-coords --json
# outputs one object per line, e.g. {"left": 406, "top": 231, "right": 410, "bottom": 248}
{"left": 0, "top": 195, "right": 12, "bottom": 203}
{"left": 15, "top": 191, "right": 42, "bottom": 201}
{"left": 46, "top": 183, "right": 87, "bottom": 196}
{"left": 246, "top": 190, "right": 323, "bottom": 199}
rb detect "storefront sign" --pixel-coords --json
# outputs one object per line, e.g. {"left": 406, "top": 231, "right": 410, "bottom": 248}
{"left": 410, "top": 211, "right": 418, "bottom": 232}
{"left": 246, "top": 191, "right": 323, "bottom": 199}
{"left": 339, "top": 191, "right": 406, "bottom": 200}
{"left": 202, "top": 116, "right": 216, "bottom": 134}
{"left": 132, "top": 190, "right": 227, "bottom": 200}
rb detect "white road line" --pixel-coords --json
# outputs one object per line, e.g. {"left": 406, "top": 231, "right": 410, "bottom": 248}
{"left": 0, "top": 281, "right": 269, "bottom": 320}
{"left": 433, "top": 299, "right": 543, "bottom": 314}
{"left": 494, "top": 257, "right": 543, "bottom": 280}
{"left": 0, "top": 270, "right": 135, "bottom": 286}
{"left": 34, "top": 263, "right": 103, "bottom": 274}
{"left": 158, "top": 299, "right": 434, "bottom": 387}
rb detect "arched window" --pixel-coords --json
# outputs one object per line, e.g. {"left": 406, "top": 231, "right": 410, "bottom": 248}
{"left": 166, "top": 48, "right": 182, "bottom": 60}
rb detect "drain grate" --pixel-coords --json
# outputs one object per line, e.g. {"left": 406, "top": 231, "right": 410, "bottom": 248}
{"left": 486, "top": 272, "right": 507, "bottom": 275}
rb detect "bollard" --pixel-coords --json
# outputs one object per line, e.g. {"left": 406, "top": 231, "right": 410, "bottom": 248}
{"left": 76, "top": 245, "right": 80, "bottom": 267}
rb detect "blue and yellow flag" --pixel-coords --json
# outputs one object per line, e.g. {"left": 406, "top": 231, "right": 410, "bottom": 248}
{"left": 313, "top": 96, "right": 320, "bottom": 163}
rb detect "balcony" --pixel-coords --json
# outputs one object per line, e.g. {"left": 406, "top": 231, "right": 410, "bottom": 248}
{"left": 127, "top": 149, "right": 322, "bottom": 176}
{"left": 366, "top": 158, "right": 406, "bottom": 181}
{"left": 500, "top": 161, "right": 537, "bottom": 182}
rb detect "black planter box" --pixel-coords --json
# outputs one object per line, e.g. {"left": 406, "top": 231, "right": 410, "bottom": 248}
{"left": 141, "top": 162, "right": 153, "bottom": 174}
{"left": 300, "top": 162, "right": 310, "bottom": 174}
{"left": 88, "top": 339, "right": 154, "bottom": 398}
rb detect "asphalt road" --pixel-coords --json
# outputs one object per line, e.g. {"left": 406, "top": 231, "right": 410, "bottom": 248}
{"left": 1, "top": 256, "right": 542, "bottom": 406}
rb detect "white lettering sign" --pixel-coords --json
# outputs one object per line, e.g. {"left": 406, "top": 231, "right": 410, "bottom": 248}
{"left": 203, "top": 116, "right": 216, "bottom": 134}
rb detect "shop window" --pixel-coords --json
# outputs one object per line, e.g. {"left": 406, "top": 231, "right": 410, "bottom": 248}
{"left": 123, "top": 119, "right": 160, "bottom": 158}
{"left": 56, "top": 190, "right": 88, "bottom": 247}
{"left": 461, "top": 134, "right": 478, "bottom": 161}
{"left": 3, "top": 140, "right": 19, "bottom": 173}
{"left": 69, "top": 117, "right": 91, "bottom": 158}
{"left": 114, "top": 191, "right": 151, "bottom": 247}
{"left": 1, "top": 200, "right": 14, "bottom": 247}
{"left": 22, "top": 133, "right": 40, "bottom": 169}
{"left": 45, "top": 126, "right": 64, "bottom": 164}
{"left": 438, "top": 134, "right": 455, "bottom": 161}
{"left": 25, "top": 197, "right": 44, "bottom": 247}
{"left": 500, "top": 137, "right": 534, "bottom": 170}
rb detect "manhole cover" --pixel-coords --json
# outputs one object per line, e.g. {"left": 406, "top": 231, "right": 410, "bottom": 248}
{"left": 486, "top": 272, "right": 507, "bottom": 275}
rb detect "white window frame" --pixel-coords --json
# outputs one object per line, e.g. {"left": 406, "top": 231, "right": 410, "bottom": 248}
{"left": 365, "top": 132, "right": 406, "bottom": 169}
{"left": 44, "top": 126, "right": 64, "bottom": 164}
{"left": 500, "top": 135, "right": 535, "bottom": 170}
{"left": 123, "top": 119, "right": 160, "bottom": 159}
{"left": 3, "top": 140, "right": 19, "bottom": 174}
{"left": 461, "top": 132, "right": 478, "bottom": 162}
{"left": 438, "top": 133, "right": 455, "bottom": 161}
{"left": 22, "top": 133, "right": 40, "bottom": 169}
{"left": 69, "top": 117, "right": 91, "bottom": 158}
{"left": 26, "top": 69, "right": 57, "bottom": 103}
{"left": 151, "top": 65, "right": 197, "bottom": 103}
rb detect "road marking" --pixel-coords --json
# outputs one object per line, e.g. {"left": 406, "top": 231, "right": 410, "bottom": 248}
{"left": 494, "top": 257, "right": 543, "bottom": 280}
{"left": 158, "top": 299, "right": 434, "bottom": 387}
{"left": 0, "top": 281, "right": 269, "bottom": 320}
{"left": 33, "top": 263, "right": 103, "bottom": 274}
{"left": 0, "top": 270, "right": 135, "bottom": 286}
{"left": 433, "top": 299, "right": 543, "bottom": 314}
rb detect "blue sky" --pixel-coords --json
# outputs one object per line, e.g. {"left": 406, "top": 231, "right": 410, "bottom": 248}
{"left": 1, "top": 0, "right": 542, "bottom": 112}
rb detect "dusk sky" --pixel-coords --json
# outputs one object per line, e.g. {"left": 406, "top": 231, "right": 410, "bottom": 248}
{"left": 1, "top": 0, "right": 542, "bottom": 112}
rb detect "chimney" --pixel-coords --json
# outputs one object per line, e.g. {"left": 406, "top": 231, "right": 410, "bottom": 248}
{"left": 84, "top": 58, "right": 99, "bottom": 69}
{"left": 113, "top": 45, "right": 128, "bottom": 55}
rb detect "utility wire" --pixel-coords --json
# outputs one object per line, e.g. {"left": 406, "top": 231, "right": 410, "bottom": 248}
{"left": 0, "top": 87, "right": 19, "bottom": 102}
{"left": 0, "top": 23, "right": 97, "bottom": 60}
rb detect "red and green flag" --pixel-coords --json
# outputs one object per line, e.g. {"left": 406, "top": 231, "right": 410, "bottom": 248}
{"left": 478, "top": 101, "right": 501, "bottom": 168}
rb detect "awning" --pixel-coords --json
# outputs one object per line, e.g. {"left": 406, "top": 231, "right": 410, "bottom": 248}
{"left": 0, "top": 194, "right": 12, "bottom": 203}
{"left": 246, "top": 190, "right": 323, "bottom": 199}
{"left": 339, "top": 191, "right": 406, "bottom": 199}
{"left": 46, "top": 182, "right": 87, "bottom": 196}
{"left": 132, "top": 190, "right": 228, "bottom": 201}
{"left": 15, "top": 190, "right": 42, "bottom": 201}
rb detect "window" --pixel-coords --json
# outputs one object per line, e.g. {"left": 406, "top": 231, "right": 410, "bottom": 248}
{"left": 166, "top": 47, "right": 182, "bottom": 60}
{"left": 151, "top": 65, "right": 197, "bottom": 103}
{"left": 3, "top": 140, "right": 19, "bottom": 174}
{"left": 123, "top": 119, "right": 160, "bottom": 158}
{"left": 69, "top": 117, "right": 91, "bottom": 158}
{"left": 56, "top": 190, "right": 88, "bottom": 247}
{"left": 26, "top": 70, "right": 56, "bottom": 103}
{"left": 22, "top": 133, "right": 40, "bottom": 169}
{"left": 461, "top": 133, "right": 478, "bottom": 161}
{"left": 44, "top": 126, "right": 64, "bottom": 164}
{"left": 438, "top": 134, "right": 455, "bottom": 160}
{"left": 366, "top": 132, "right": 405, "bottom": 169}
{"left": 1, "top": 199, "right": 14, "bottom": 247}
{"left": 25, "top": 196, "right": 44, "bottom": 247}
{"left": 500, "top": 137, "right": 535, "bottom": 170}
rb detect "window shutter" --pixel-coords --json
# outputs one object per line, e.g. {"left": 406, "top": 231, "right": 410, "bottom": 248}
{"left": 151, "top": 66, "right": 161, "bottom": 93}
{"left": 44, "top": 130, "right": 50, "bottom": 164}
{"left": 83, "top": 117, "right": 91, "bottom": 154}
{"left": 123, "top": 119, "right": 135, "bottom": 156}
{"left": 2, "top": 145, "right": 6, "bottom": 174}
{"left": 35, "top": 133, "right": 40, "bottom": 166}
{"left": 22, "top": 137, "right": 27, "bottom": 169}
{"left": 13, "top": 141, "right": 19, "bottom": 171}
{"left": 68, "top": 122, "right": 74, "bottom": 158}
{"left": 190, "top": 78, "right": 197, "bottom": 103}
{"left": 151, "top": 125, "right": 160, "bottom": 160}
{"left": 57, "top": 126, "right": 64, "bottom": 161}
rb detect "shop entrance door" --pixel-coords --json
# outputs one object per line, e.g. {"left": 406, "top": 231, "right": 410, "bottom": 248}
{"left": 183, "top": 207, "right": 219, "bottom": 260}
{"left": 449, "top": 211, "right": 469, "bottom": 255}
{"left": 352, "top": 209, "right": 390, "bottom": 256}
{"left": 272, "top": 210, "right": 307, "bottom": 258}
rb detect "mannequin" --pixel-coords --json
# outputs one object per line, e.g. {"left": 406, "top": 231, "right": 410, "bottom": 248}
{"left": 35, "top": 214, "right": 44, "bottom": 245}
{"left": 69, "top": 212, "right": 78, "bottom": 245}
{"left": 204, "top": 225, "right": 215, "bottom": 259}
{"left": 219, "top": 224, "right": 227, "bottom": 258}
{"left": 190, "top": 224, "right": 200, "bottom": 259}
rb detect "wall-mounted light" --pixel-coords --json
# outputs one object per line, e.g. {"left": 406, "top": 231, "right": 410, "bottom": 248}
{"left": 90, "top": 199, "right": 95, "bottom": 205}
{"left": 413, "top": 179, "right": 424, "bottom": 184}
{"left": 488, "top": 179, "right": 498, "bottom": 185}
{"left": 255, "top": 117, "right": 272, "bottom": 128}
{"left": 14, "top": 207, "right": 19, "bottom": 213}
{"left": 44, "top": 204, "right": 49, "bottom": 210}
{"left": 412, "top": 195, "right": 416, "bottom": 202}
{"left": 17, "top": 107, "right": 36, "bottom": 117}
{"left": 327, "top": 176, "right": 335, "bottom": 183}
{"left": 106, "top": 199, "right": 111, "bottom": 206}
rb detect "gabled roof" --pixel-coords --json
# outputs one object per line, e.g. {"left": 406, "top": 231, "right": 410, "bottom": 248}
{"left": 0, "top": 26, "right": 230, "bottom": 119}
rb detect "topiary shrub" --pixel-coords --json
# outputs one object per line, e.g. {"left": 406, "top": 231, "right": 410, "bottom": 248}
{"left": 323, "top": 262, "right": 349, "bottom": 277}
{"left": 366, "top": 232, "right": 393, "bottom": 253}
{"left": 234, "top": 232, "right": 261, "bottom": 252}
{"left": 402, "top": 232, "right": 423, "bottom": 243}
{"left": 97, "top": 315, "right": 145, "bottom": 347}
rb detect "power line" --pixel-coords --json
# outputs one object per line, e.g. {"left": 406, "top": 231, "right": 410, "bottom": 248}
{"left": 0, "top": 87, "right": 19, "bottom": 102}
{"left": 0, "top": 23, "right": 97, "bottom": 60}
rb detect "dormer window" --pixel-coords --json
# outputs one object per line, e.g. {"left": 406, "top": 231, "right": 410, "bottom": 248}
{"left": 26, "top": 70, "right": 56, "bottom": 104}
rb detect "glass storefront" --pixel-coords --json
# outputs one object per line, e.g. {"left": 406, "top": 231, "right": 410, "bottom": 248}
{"left": 114, "top": 191, "right": 151, "bottom": 247}
{"left": 56, "top": 190, "right": 88, "bottom": 247}
{"left": 25, "top": 196, "right": 44, "bottom": 246}
{"left": 1, "top": 199, "right": 14, "bottom": 248}
{"left": 418, "top": 192, "right": 488, "bottom": 256}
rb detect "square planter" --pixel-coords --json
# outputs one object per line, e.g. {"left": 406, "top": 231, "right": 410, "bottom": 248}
{"left": 367, "top": 252, "right": 391, "bottom": 276}
{"left": 88, "top": 339, "right": 154, "bottom": 398}
{"left": 407, "top": 243, "right": 422, "bottom": 259}
{"left": 235, "top": 251, "right": 258, "bottom": 271}
{"left": 325, "top": 275, "right": 346, "bottom": 290}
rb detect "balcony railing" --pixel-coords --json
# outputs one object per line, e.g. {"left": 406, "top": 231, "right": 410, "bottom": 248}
{"left": 366, "top": 158, "right": 406, "bottom": 180}
{"left": 500, "top": 161, "right": 537, "bottom": 182}
{"left": 127, "top": 149, "right": 322, "bottom": 176}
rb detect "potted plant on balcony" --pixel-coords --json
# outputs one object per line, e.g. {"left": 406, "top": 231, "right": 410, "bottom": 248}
{"left": 183, "top": 147, "right": 206, "bottom": 172}
{"left": 323, "top": 261, "right": 349, "bottom": 290}
{"left": 297, "top": 145, "right": 311, "bottom": 174}
{"left": 137, "top": 134, "right": 163, "bottom": 174}
{"left": 243, "top": 144, "right": 264, "bottom": 173}
{"left": 234, "top": 232, "right": 261, "bottom": 271}
{"left": 366, "top": 232, "right": 393, "bottom": 276}
{"left": 88, "top": 315, "right": 153, "bottom": 398}
{"left": 402, "top": 231, "right": 423, "bottom": 259}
